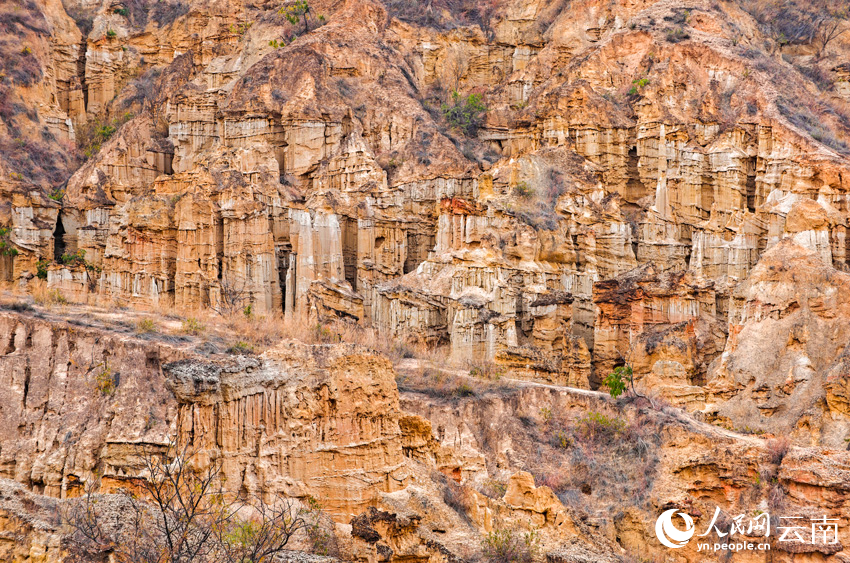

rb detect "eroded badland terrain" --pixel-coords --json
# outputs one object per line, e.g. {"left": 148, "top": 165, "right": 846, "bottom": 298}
{"left": 1, "top": 0, "right": 850, "bottom": 561}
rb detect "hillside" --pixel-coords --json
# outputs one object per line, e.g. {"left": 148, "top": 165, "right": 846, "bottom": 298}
{"left": 1, "top": 0, "right": 850, "bottom": 561}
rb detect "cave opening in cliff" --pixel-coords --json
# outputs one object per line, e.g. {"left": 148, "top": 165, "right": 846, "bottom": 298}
{"left": 626, "top": 146, "right": 648, "bottom": 202}
{"left": 162, "top": 152, "right": 174, "bottom": 175}
{"left": 746, "top": 156, "right": 757, "bottom": 212}
{"left": 404, "top": 231, "right": 434, "bottom": 274}
{"left": 53, "top": 217, "right": 66, "bottom": 262}
{"left": 342, "top": 217, "right": 357, "bottom": 289}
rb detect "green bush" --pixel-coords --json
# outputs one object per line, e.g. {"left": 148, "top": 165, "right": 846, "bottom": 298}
{"left": 441, "top": 90, "right": 487, "bottom": 136}
{"left": 61, "top": 249, "right": 97, "bottom": 271}
{"left": 279, "top": 1, "right": 325, "bottom": 34}
{"left": 628, "top": 77, "right": 650, "bottom": 96}
{"left": 135, "top": 318, "right": 157, "bottom": 334}
{"left": 36, "top": 259, "right": 49, "bottom": 280}
{"left": 0, "top": 227, "right": 18, "bottom": 257}
{"left": 106, "top": 29, "right": 117, "bottom": 38}
{"left": 77, "top": 113, "right": 133, "bottom": 159}
{"left": 182, "top": 317, "right": 205, "bottom": 335}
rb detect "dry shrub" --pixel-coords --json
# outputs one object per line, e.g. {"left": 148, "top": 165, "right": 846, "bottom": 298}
{"left": 0, "top": 0, "right": 48, "bottom": 35}
{"left": 135, "top": 318, "right": 157, "bottom": 334}
{"left": 432, "top": 471, "right": 473, "bottom": 517}
{"left": 481, "top": 525, "right": 539, "bottom": 563}
{"left": 466, "top": 360, "right": 506, "bottom": 380}
{"left": 396, "top": 367, "right": 482, "bottom": 399}
{"left": 30, "top": 280, "right": 67, "bottom": 307}
{"left": 478, "top": 478, "right": 508, "bottom": 500}
{"left": 0, "top": 136, "right": 74, "bottom": 189}
{"left": 0, "top": 40, "right": 43, "bottom": 86}
{"left": 768, "top": 481, "right": 786, "bottom": 512}
{"left": 382, "top": 0, "right": 501, "bottom": 32}
{"left": 766, "top": 437, "right": 790, "bottom": 465}
{"left": 512, "top": 407, "right": 663, "bottom": 506}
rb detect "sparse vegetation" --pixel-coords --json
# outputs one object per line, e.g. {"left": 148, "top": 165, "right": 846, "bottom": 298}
{"left": 31, "top": 282, "right": 68, "bottom": 306}
{"left": 511, "top": 168, "right": 568, "bottom": 230}
{"left": 0, "top": 227, "right": 18, "bottom": 257}
{"left": 273, "top": 0, "right": 325, "bottom": 43}
{"left": 229, "top": 21, "right": 251, "bottom": 36}
{"left": 0, "top": 38, "right": 42, "bottom": 86}
{"left": 77, "top": 113, "right": 133, "bottom": 159}
{"left": 481, "top": 525, "right": 539, "bottom": 563}
{"left": 181, "top": 317, "right": 205, "bottom": 335}
{"left": 304, "top": 497, "right": 340, "bottom": 556}
{"left": 739, "top": 0, "right": 848, "bottom": 57}
{"left": 121, "top": 67, "right": 162, "bottom": 110}
{"left": 65, "top": 440, "right": 312, "bottom": 563}
{"left": 628, "top": 77, "right": 650, "bottom": 96}
{"left": 777, "top": 97, "right": 850, "bottom": 154}
{"left": 397, "top": 365, "right": 509, "bottom": 399}
{"left": 479, "top": 478, "right": 508, "bottom": 499}
{"left": 432, "top": 470, "right": 473, "bottom": 518}
{"left": 135, "top": 318, "right": 157, "bottom": 334}
{"left": 441, "top": 90, "right": 487, "bottom": 136}
{"left": 226, "top": 340, "right": 254, "bottom": 355}
{"left": 60, "top": 249, "right": 99, "bottom": 276}
{"left": 664, "top": 26, "right": 690, "bottom": 43}
{"left": 513, "top": 181, "right": 533, "bottom": 199}
{"left": 94, "top": 361, "right": 116, "bottom": 394}
{"left": 382, "top": 0, "right": 501, "bottom": 33}
{"left": 151, "top": 0, "right": 189, "bottom": 27}
{"left": 767, "top": 437, "right": 790, "bottom": 465}
{"left": 574, "top": 411, "right": 627, "bottom": 442}
{"left": 214, "top": 273, "right": 250, "bottom": 317}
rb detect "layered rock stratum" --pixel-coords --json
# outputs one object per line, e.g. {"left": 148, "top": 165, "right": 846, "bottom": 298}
{"left": 1, "top": 0, "right": 850, "bottom": 560}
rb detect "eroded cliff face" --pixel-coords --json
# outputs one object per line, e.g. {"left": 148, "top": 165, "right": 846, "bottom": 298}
{"left": 0, "top": 310, "right": 407, "bottom": 521}
{"left": 2, "top": 0, "right": 850, "bottom": 560}
{"left": 2, "top": 0, "right": 850, "bottom": 418}
{"left": 1, "top": 310, "right": 848, "bottom": 563}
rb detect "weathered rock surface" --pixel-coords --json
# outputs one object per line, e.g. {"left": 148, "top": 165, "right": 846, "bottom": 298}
{"left": 2, "top": 0, "right": 849, "bottom": 397}
{"left": 0, "top": 309, "right": 848, "bottom": 562}
{"left": 3, "top": 0, "right": 850, "bottom": 560}
{"left": 0, "top": 310, "right": 406, "bottom": 520}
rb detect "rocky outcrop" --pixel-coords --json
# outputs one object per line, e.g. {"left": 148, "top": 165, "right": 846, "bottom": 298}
{"left": 702, "top": 239, "right": 850, "bottom": 447}
{"left": 1, "top": 0, "right": 848, "bottom": 398}
{"left": 0, "top": 310, "right": 406, "bottom": 519}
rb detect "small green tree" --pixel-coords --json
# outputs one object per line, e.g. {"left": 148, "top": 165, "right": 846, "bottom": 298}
{"left": 279, "top": 1, "right": 323, "bottom": 34}
{"left": 36, "top": 259, "right": 49, "bottom": 280}
{"left": 0, "top": 227, "right": 19, "bottom": 257}
{"left": 603, "top": 364, "right": 631, "bottom": 398}
{"left": 441, "top": 90, "right": 487, "bottom": 136}
{"left": 603, "top": 358, "right": 656, "bottom": 407}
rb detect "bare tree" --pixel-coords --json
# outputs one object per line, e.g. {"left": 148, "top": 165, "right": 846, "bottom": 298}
{"left": 65, "top": 440, "right": 311, "bottom": 563}
{"left": 814, "top": 10, "right": 848, "bottom": 59}
{"left": 444, "top": 46, "right": 470, "bottom": 95}
{"left": 215, "top": 272, "right": 250, "bottom": 317}
{"left": 216, "top": 494, "right": 311, "bottom": 563}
